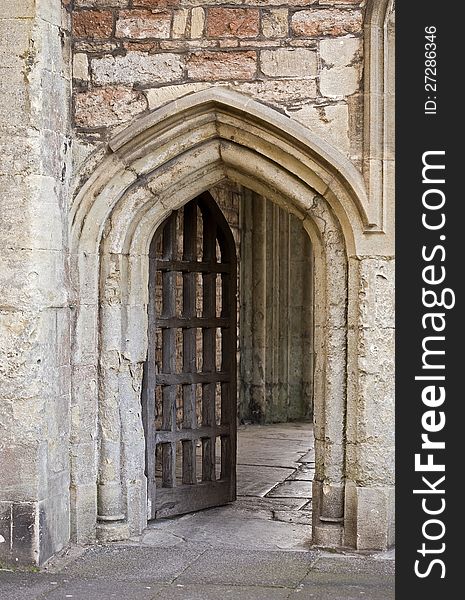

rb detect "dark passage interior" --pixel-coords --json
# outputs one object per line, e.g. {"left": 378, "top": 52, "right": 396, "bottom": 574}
{"left": 142, "top": 183, "right": 314, "bottom": 526}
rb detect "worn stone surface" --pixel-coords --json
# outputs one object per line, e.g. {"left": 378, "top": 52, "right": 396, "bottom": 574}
{"left": 75, "top": 86, "right": 148, "bottom": 127}
{"left": 115, "top": 10, "right": 171, "bottom": 39}
{"left": 289, "top": 103, "right": 351, "bottom": 156}
{"left": 260, "top": 48, "right": 317, "bottom": 78}
{"left": 262, "top": 8, "right": 288, "bottom": 38}
{"left": 91, "top": 52, "right": 184, "bottom": 85}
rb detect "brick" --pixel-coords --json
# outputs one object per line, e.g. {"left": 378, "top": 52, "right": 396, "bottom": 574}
{"left": 260, "top": 48, "right": 317, "bottom": 78}
{"left": 291, "top": 9, "right": 362, "bottom": 37}
{"left": 75, "top": 86, "right": 147, "bottom": 128}
{"left": 207, "top": 8, "right": 259, "bottom": 38}
{"left": 73, "top": 11, "right": 114, "bottom": 40}
{"left": 187, "top": 51, "right": 256, "bottom": 81}
{"left": 115, "top": 10, "right": 172, "bottom": 39}
{"left": 92, "top": 52, "right": 184, "bottom": 85}
{"left": 262, "top": 8, "right": 289, "bottom": 38}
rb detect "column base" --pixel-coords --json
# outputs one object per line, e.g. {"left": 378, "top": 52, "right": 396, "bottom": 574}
{"left": 96, "top": 520, "right": 130, "bottom": 543}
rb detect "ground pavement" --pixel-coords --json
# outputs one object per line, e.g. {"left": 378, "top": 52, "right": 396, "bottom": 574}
{"left": 0, "top": 423, "right": 395, "bottom": 599}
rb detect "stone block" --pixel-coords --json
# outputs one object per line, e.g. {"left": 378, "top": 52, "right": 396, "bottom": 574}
{"left": 190, "top": 7, "right": 205, "bottom": 39}
{"left": 344, "top": 483, "right": 395, "bottom": 550}
{"left": 92, "top": 52, "right": 184, "bottom": 85}
{"left": 75, "top": 86, "right": 147, "bottom": 128}
{"left": 145, "top": 82, "right": 210, "bottom": 109}
{"left": 70, "top": 482, "right": 97, "bottom": 543}
{"left": 289, "top": 103, "right": 350, "bottom": 156}
{"left": 115, "top": 10, "right": 171, "bottom": 39}
{"left": 207, "top": 8, "right": 259, "bottom": 38}
{"left": 260, "top": 48, "right": 317, "bottom": 78}
{"left": 73, "top": 53, "right": 89, "bottom": 81}
{"left": 38, "top": 492, "right": 70, "bottom": 564}
{"left": 0, "top": 19, "right": 31, "bottom": 69}
{"left": 261, "top": 8, "right": 288, "bottom": 38}
{"left": 320, "top": 65, "right": 359, "bottom": 98}
{"left": 0, "top": 0, "right": 35, "bottom": 18}
{"left": 235, "top": 80, "right": 317, "bottom": 105}
{"left": 172, "top": 8, "right": 188, "bottom": 38}
{"left": 320, "top": 36, "right": 361, "bottom": 68}
{"left": 292, "top": 9, "right": 362, "bottom": 37}
{"left": 73, "top": 10, "right": 114, "bottom": 40}
{"left": 187, "top": 51, "right": 256, "bottom": 81}
{"left": 0, "top": 501, "right": 39, "bottom": 565}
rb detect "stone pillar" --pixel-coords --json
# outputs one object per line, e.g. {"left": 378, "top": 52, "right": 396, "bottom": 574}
{"left": 344, "top": 256, "right": 395, "bottom": 550}
{"left": 0, "top": 0, "right": 72, "bottom": 565}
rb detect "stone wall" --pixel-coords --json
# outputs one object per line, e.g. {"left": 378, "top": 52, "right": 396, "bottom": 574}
{"left": 0, "top": 0, "right": 396, "bottom": 565}
{"left": 0, "top": 0, "right": 72, "bottom": 565}
{"left": 70, "top": 0, "right": 364, "bottom": 170}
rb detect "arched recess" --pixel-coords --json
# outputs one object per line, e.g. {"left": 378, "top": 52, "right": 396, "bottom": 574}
{"left": 69, "top": 88, "right": 369, "bottom": 547}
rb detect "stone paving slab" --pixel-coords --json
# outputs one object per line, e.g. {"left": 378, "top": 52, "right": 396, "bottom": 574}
{"left": 311, "top": 555, "right": 395, "bottom": 578}
{"left": 49, "top": 544, "right": 205, "bottom": 584}
{"left": 233, "top": 496, "right": 309, "bottom": 513}
{"left": 175, "top": 548, "right": 317, "bottom": 587}
{"left": 153, "top": 583, "right": 293, "bottom": 600}
{"left": 266, "top": 480, "right": 312, "bottom": 499}
{"left": 237, "top": 464, "right": 295, "bottom": 497}
{"left": 0, "top": 572, "right": 60, "bottom": 600}
{"left": 286, "top": 465, "right": 315, "bottom": 481}
{"left": 41, "top": 579, "right": 164, "bottom": 600}
{"left": 273, "top": 509, "right": 312, "bottom": 525}
{"left": 145, "top": 510, "right": 312, "bottom": 551}
{"left": 289, "top": 579, "right": 394, "bottom": 599}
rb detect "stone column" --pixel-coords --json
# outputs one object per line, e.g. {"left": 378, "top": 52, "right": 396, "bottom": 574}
{"left": 344, "top": 256, "right": 395, "bottom": 550}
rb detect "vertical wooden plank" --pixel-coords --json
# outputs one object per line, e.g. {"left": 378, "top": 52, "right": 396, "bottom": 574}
{"left": 224, "top": 244, "right": 237, "bottom": 499}
{"left": 201, "top": 211, "right": 216, "bottom": 481}
{"left": 160, "top": 212, "right": 177, "bottom": 487}
{"left": 142, "top": 242, "right": 158, "bottom": 516}
{"left": 182, "top": 202, "right": 197, "bottom": 484}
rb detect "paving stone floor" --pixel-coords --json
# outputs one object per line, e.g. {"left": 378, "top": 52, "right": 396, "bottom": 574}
{"left": 0, "top": 423, "right": 395, "bottom": 599}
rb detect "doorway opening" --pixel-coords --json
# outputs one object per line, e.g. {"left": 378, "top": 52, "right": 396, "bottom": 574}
{"left": 141, "top": 184, "right": 314, "bottom": 543}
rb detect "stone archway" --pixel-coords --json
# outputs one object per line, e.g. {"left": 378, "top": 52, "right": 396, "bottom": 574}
{"left": 70, "top": 87, "right": 391, "bottom": 550}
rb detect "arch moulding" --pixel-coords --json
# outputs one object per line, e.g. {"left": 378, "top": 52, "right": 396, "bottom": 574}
{"left": 69, "top": 87, "right": 388, "bottom": 550}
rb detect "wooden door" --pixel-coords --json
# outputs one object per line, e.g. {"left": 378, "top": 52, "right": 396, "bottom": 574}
{"left": 142, "top": 193, "right": 237, "bottom": 519}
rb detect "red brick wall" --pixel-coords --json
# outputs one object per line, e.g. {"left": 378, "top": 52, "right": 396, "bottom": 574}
{"left": 71, "top": 1, "right": 365, "bottom": 167}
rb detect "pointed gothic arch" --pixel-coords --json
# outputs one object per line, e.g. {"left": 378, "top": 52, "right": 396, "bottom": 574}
{"left": 69, "top": 87, "right": 392, "bottom": 550}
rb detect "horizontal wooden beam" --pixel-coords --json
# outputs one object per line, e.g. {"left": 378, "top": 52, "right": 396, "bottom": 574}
{"left": 156, "top": 317, "right": 229, "bottom": 329}
{"left": 155, "top": 425, "right": 229, "bottom": 443}
{"left": 157, "top": 260, "right": 230, "bottom": 273}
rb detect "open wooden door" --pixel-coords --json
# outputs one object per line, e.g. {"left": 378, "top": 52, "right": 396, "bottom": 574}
{"left": 142, "top": 192, "right": 237, "bottom": 519}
